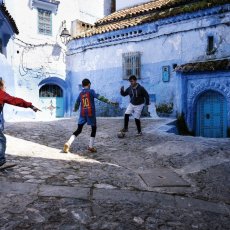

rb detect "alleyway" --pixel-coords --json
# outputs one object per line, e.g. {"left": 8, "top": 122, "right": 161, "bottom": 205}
{"left": 0, "top": 118, "right": 229, "bottom": 229}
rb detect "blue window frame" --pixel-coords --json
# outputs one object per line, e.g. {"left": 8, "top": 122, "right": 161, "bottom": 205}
{"left": 38, "top": 9, "right": 52, "bottom": 35}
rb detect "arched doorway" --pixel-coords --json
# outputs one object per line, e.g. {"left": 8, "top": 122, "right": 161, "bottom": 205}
{"left": 196, "top": 90, "right": 227, "bottom": 138}
{"left": 39, "top": 84, "right": 64, "bottom": 118}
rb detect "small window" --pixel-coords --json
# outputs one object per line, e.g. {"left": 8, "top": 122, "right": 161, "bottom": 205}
{"left": 122, "top": 52, "right": 141, "bottom": 80}
{"left": 0, "top": 39, "right": 2, "bottom": 54}
{"left": 111, "top": 0, "right": 116, "bottom": 13}
{"left": 207, "top": 36, "right": 215, "bottom": 55}
{"left": 38, "top": 9, "right": 52, "bottom": 35}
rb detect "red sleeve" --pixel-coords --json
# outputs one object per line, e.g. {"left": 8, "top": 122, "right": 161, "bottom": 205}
{"left": 2, "top": 91, "right": 32, "bottom": 108}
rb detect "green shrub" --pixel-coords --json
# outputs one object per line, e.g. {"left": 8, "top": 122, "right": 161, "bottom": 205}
{"left": 176, "top": 113, "right": 193, "bottom": 136}
{"left": 156, "top": 102, "right": 173, "bottom": 114}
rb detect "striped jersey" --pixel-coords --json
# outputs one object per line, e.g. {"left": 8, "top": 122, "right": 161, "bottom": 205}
{"left": 77, "top": 88, "right": 99, "bottom": 117}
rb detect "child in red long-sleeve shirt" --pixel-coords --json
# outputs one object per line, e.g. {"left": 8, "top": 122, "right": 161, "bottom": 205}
{"left": 0, "top": 78, "right": 40, "bottom": 169}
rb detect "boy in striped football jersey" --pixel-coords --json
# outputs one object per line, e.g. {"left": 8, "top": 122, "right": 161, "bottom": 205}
{"left": 63, "top": 79, "right": 118, "bottom": 153}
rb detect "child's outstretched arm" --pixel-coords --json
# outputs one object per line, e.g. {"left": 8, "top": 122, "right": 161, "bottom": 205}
{"left": 97, "top": 95, "right": 118, "bottom": 106}
{"left": 74, "top": 95, "right": 81, "bottom": 112}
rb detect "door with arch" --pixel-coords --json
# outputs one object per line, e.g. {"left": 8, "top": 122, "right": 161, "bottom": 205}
{"left": 196, "top": 90, "right": 227, "bottom": 138}
{"left": 39, "top": 84, "right": 64, "bottom": 118}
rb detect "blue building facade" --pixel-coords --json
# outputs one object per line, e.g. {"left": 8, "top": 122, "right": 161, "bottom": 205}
{"left": 67, "top": 0, "right": 230, "bottom": 138}
{"left": 0, "top": 1, "right": 19, "bottom": 119}
{"left": 176, "top": 62, "right": 230, "bottom": 138}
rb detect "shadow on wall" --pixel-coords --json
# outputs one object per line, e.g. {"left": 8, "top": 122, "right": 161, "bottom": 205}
{"left": 95, "top": 101, "right": 124, "bottom": 117}
{"left": 95, "top": 102, "right": 152, "bottom": 117}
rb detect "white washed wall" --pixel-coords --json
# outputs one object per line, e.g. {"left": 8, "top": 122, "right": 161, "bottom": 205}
{"left": 77, "top": 0, "right": 112, "bottom": 24}
{"left": 4, "top": 0, "right": 80, "bottom": 119}
{"left": 116, "top": 0, "right": 152, "bottom": 10}
{"left": 4, "top": 0, "right": 113, "bottom": 119}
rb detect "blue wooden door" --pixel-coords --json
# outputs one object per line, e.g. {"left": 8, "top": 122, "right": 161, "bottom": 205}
{"left": 196, "top": 91, "right": 227, "bottom": 138}
{"left": 56, "top": 97, "right": 64, "bottom": 117}
{"left": 39, "top": 97, "right": 64, "bottom": 118}
{"left": 39, "top": 84, "right": 64, "bottom": 118}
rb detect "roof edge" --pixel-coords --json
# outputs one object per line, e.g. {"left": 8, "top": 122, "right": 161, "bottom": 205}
{"left": 0, "top": 3, "right": 19, "bottom": 34}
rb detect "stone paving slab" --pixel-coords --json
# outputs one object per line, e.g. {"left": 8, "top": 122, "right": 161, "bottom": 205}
{"left": 0, "top": 181, "right": 38, "bottom": 195}
{"left": 93, "top": 188, "right": 230, "bottom": 215}
{"left": 1, "top": 180, "right": 229, "bottom": 216}
{"left": 38, "top": 184, "right": 90, "bottom": 199}
{"left": 138, "top": 168, "right": 190, "bottom": 187}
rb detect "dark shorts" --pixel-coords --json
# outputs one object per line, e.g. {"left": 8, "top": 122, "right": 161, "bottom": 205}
{"left": 78, "top": 116, "right": 96, "bottom": 126}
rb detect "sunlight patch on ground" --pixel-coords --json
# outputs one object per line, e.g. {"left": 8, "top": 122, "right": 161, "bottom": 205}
{"left": 5, "top": 135, "right": 101, "bottom": 164}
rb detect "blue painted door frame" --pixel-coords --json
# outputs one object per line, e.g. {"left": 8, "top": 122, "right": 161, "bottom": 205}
{"left": 196, "top": 91, "right": 227, "bottom": 138}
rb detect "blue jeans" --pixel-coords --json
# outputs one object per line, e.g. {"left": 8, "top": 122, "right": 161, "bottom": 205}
{"left": 0, "top": 131, "right": 6, "bottom": 166}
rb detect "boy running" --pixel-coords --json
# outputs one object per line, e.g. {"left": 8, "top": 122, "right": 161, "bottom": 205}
{"left": 120, "top": 75, "right": 150, "bottom": 135}
{"left": 63, "top": 78, "right": 118, "bottom": 153}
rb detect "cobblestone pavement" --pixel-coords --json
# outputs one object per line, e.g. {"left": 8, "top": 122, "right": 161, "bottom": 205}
{"left": 0, "top": 117, "right": 229, "bottom": 230}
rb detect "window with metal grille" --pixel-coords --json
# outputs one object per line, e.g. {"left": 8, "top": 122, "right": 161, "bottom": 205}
{"left": 207, "top": 35, "right": 216, "bottom": 55}
{"left": 38, "top": 9, "right": 52, "bottom": 35}
{"left": 122, "top": 52, "right": 141, "bottom": 80}
{"left": 39, "top": 84, "right": 63, "bottom": 97}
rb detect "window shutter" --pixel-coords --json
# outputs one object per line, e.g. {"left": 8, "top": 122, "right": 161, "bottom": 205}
{"left": 38, "top": 9, "right": 52, "bottom": 35}
{"left": 122, "top": 52, "right": 141, "bottom": 80}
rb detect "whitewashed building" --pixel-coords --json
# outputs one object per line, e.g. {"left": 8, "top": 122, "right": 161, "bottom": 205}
{"left": 3, "top": 0, "right": 114, "bottom": 119}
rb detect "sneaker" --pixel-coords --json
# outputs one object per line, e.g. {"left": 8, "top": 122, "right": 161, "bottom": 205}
{"left": 136, "top": 132, "right": 143, "bottom": 136}
{"left": 88, "top": 147, "right": 97, "bottom": 153}
{"left": 63, "top": 143, "right": 70, "bottom": 153}
{"left": 120, "top": 128, "right": 128, "bottom": 132}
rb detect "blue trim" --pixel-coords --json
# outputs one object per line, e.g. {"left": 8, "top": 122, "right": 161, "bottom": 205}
{"left": 39, "top": 77, "right": 67, "bottom": 89}
{"left": 31, "top": 0, "right": 59, "bottom": 14}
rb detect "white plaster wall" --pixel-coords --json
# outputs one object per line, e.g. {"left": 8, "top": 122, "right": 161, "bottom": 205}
{"left": 116, "top": 0, "right": 152, "bottom": 10}
{"left": 3, "top": 0, "right": 80, "bottom": 118}
{"left": 4, "top": 0, "right": 113, "bottom": 119}
{"left": 77, "top": 0, "right": 112, "bottom": 24}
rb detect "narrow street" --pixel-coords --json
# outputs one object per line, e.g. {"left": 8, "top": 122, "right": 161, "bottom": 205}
{"left": 0, "top": 118, "right": 229, "bottom": 229}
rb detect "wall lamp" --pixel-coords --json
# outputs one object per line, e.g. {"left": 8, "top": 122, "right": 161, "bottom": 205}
{"left": 60, "top": 20, "right": 71, "bottom": 44}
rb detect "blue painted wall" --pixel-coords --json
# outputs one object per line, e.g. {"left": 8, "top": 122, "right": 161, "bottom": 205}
{"left": 66, "top": 4, "right": 230, "bottom": 126}
{"left": 0, "top": 3, "right": 17, "bottom": 120}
